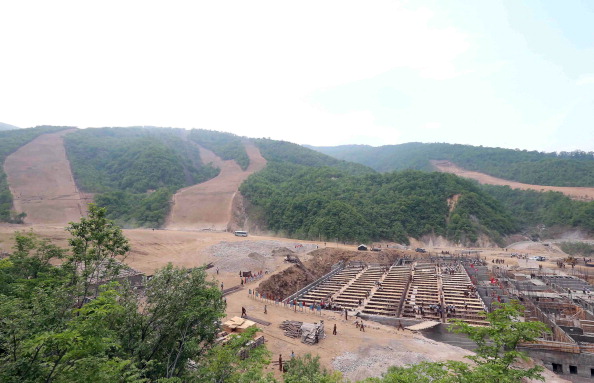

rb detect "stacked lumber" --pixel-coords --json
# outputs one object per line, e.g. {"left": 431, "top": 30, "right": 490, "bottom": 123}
{"left": 279, "top": 320, "right": 303, "bottom": 338}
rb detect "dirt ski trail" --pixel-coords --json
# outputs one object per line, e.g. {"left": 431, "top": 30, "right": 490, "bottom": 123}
{"left": 4, "top": 129, "right": 91, "bottom": 225}
{"left": 432, "top": 160, "right": 594, "bottom": 201}
{"left": 165, "top": 141, "right": 267, "bottom": 231}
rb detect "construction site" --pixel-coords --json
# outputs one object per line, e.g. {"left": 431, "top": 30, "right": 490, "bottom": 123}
{"left": 247, "top": 251, "right": 594, "bottom": 382}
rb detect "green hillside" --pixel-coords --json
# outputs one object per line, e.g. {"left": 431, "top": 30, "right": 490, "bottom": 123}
{"left": 255, "top": 138, "right": 373, "bottom": 175}
{"left": 312, "top": 143, "right": 594, "bottom": 187}
{"left": 0, "top": 126, "right": 70, "bottom": 222}
{"left": 64, "top": 127, "right": 219, "bottom": 227}
{"left": 241, "top": 165, "right": 517, "bottom": 245}
{"left": 188, "top": 129, "right": 250, "bottom": 170}
{"left": 482, "top": 185, "right": 594, "bottom": 236}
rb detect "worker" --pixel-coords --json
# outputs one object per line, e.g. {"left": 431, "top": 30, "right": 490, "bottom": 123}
{"left": 333, "top": 323, "right": 337, "bottom": 335}
{"left": 398, "top": 321, "right": 404, "bottom": 331}
{"left": 279, "top": 354, "right": 283, "bottom": 371}
{"left": 264, "top": 304, "right": 267, "bottom": 314}
{"left": 360, "top": 322, "right": 365, "bottom": 332}
{"left": 241, "top": 306, "right": 247, "bottom": 318}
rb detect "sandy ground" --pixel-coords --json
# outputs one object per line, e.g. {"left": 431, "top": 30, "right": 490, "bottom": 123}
{"left": 166, "top": 142, "right": 267, "bottom": 230}
{"left": 3, "top": 130, "right": 91, "bottom": 224}
{"left": 432, "top": 160, "right": 594, "bottom": 201}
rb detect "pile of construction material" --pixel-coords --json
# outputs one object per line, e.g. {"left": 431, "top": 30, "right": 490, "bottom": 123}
{"left": 223, "top": 317, "right": 257, "bottom": 333}
{"left": 280, "top": 320, "right": 325, "bottom": 345}
{"left": 279, "top": 320, "right": 302, "bottom": 338}
{"left": 300, "top": 321, "right": 325, "bottom": 345}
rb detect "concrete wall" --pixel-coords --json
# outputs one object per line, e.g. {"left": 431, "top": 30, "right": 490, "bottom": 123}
{"left": 522, "top": 348, "right": 594, "bottom": 382}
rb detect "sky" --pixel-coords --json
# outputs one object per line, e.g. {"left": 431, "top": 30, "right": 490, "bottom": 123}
{"left": 1, "top": 1, "right": 594, "bottom": 152}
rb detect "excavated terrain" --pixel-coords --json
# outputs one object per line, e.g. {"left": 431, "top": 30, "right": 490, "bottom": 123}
{"left": 166, "top": 141, "right": 266, "bottom": 231}
{"left": 3, "top": 130, "right": 91, "bottom": 225}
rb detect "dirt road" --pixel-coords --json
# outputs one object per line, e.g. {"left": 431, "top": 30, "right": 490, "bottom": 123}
{"left": 432, "top": 160, "right": 594, "bottom": 201}
{"left": 3, "top": 130, "right": 91, "bottom": 224}
{"left": 165, "top": 142, "right": 267, "bottom": 231}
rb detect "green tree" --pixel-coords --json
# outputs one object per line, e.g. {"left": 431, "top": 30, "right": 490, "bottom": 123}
{"left": 194, "top": 327, "right": 275, "bottom": 383}
{"left": 0, "top": 206, "right": 228, "bottom": 382}
{"left": 65, "top": 203, "right": 130, "bottom": 307}
{"left": 284, "top": 354, "right": 343, "bottom": 383}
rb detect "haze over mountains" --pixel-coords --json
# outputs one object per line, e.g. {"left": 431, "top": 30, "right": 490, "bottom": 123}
{"left": 2, "top": 126, "right": 594, "bottom": 246}
{"left": 0, "top": 122, "right": 19, "bottom": 131}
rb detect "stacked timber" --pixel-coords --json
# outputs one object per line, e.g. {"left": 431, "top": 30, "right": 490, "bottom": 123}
{"left": 279, "top": 320, "right": 303, "bottom": 338}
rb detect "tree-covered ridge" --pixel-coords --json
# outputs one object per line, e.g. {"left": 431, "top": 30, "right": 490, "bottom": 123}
{"left": 312, "top": 142, "right": 594, "bottom": 187}
{"left": 256, "top": 139, "right": 374, "bottom": 175}
{"left": 188, "top": 129, "right": 250, "bottom": 170}
{"left": 240, "top": 164, "right": 517, "bottom": 244}
{"left": 0, "top": 126, "right": 70, "bottom": 223}
{"left": 64, "top": 127, "right": 220, "bottom": 227}
{"left": 482, "top": 185, "right": 594, "bottom": 235}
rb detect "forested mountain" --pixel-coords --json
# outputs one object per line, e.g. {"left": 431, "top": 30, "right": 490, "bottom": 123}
{"left": 0, "top": 126, "right": 69, "bottom": 222}
{"left": 311, "top": 142, "right": 594, "bottom": 187}
{"left": 64, "top": 127, "right": 219, "bottom": 227}
{"left": 188, "top": 129, "right": 250, "bottom": 170}
{"left": 4, "top": 126, "right": 594, "bottom": 243}
{"left": 482, "top": 185, "right": 594, "bottom": 235}
{"left": 0, "top": 122, "right": 20, "bottom": 131}
{"left": 241, "top": 165, "right": 517, "bottom": 245}
{"left": 254, "top": 138, "right": 373, "bottom": 175}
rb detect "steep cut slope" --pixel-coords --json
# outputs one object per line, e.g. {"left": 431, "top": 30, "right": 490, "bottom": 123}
{"left": 165, "top": 142, "right": 266, "bottom": 231}
{"left": 432, "top": 160, "right": 594, "bottom": 201}
{"left": 4, "top": 130, "right": 91, "bottom": 224}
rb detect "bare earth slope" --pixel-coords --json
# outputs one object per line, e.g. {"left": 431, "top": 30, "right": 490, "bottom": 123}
{"left": 4, "top": 130, "right": 91, "bottom": 224}
{"left": 165, "top": 141, "right": 267, "bottom": 231}
{"left": 432, "top": 160, "right": 594, "bottom": 201}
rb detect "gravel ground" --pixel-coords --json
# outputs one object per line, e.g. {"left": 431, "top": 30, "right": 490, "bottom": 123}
{"left": 332, "top": 343, "right": 434, "bottom": 381}
{"left": 206, "top": 240, "right": 318, "bottom": 272}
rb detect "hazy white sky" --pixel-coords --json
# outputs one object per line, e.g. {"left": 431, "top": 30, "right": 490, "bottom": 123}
{"left": 1, "top": 1, "right": 593, "bottom": 152}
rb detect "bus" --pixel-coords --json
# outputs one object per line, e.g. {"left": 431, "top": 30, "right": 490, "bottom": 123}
{"left": 234, "top": 230, "right": 248, "bottom": 237}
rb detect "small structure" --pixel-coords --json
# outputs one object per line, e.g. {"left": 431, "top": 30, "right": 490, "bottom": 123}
{"left": 358, "top": 244, "right": 368, "bottom": 251}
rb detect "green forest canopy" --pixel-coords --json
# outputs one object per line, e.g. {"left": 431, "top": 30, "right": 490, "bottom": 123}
{"left": 0, "top": 126, "right": 70, "bottom": 223}
{"left": 64, "top": 127, "right": 220, "bottom": 227}
{"left": 240, "top": 164, "right": 517, "bottom": 245}
{"left": 255, "top": 138, "right": 374, "bottom": 175}
{"left": 312, "top": 142, "right": 594, "bottom": 187}
{"left": 188, "top": 129, "right": 250, "bottom": 170}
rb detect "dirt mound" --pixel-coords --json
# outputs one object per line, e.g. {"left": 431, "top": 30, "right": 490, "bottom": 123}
{"left": 248, "top": 252, "right": 265, "bottom": 261}
{"left": 271, "top": 247, "right": 295, "bottom": 257}
{"left": 257, "top": 248, "right": 404, "bottom": 299}
{"left": 3, "top": 130, "right": 92, "bottom": 224}
{"left": 204, "top": 239, "right": 317, "bottom": 273}
{"left": 166, "top": 141, "right": 267, "bottom": 231}
{"left": 432, "top": 160, "right": 594, "bottom": 201}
